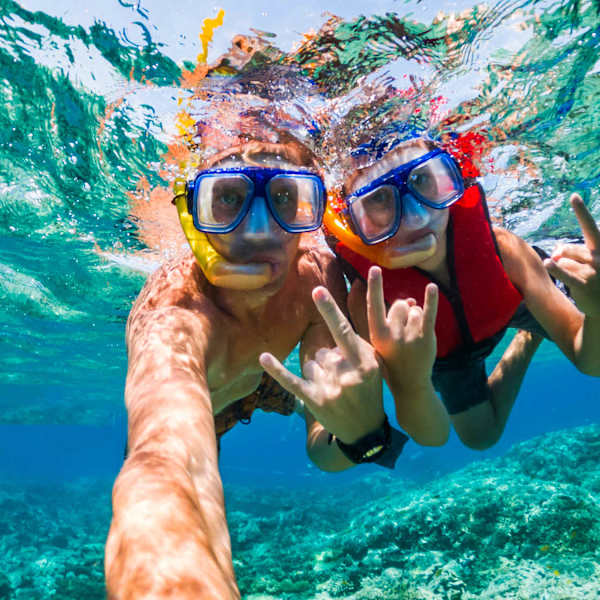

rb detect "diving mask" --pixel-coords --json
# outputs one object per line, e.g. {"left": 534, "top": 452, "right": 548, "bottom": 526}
{"left": 174, "top": 166, "right": 325, "bottom": 289}
{"left": 345, "top": 148, "right": 464, "bottom": 245}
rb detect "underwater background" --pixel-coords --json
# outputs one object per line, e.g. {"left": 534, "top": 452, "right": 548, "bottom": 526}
{"left": 0, "top": 0, "right": 599, "bottom": 597}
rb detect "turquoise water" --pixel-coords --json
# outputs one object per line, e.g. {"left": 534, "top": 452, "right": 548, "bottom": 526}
{"left": 0, "top": 0, "right": 599, "bottom": 598}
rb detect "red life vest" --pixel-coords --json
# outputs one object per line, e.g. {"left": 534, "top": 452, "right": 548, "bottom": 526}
{"left": 335, "top": 184, "right": 523, "bottom": 358}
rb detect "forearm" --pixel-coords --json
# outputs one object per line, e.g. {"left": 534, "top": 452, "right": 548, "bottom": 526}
{"left": 574, "top": 316, "right": 600, "bottom": 376}
{"left": 305, "top": 416, "right": 356, "bottom": 473}
{"left": 387, "top": 376, "right": 449, "bottom": 446}
{"left": 107, "top": 374, "right": 239, "bottom": 600}
{"left": 106, "top": 450, "right": 239, "bottom": 600}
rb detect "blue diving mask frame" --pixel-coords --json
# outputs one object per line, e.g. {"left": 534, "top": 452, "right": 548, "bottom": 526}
{"left": 185, "top": 166, "right": 326, "bottom": 235}
{"left": 344, "top": 148, "right": 465, "bottom": 245}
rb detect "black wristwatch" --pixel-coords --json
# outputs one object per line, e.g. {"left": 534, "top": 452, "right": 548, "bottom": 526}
{"left": 332, "top": 416, "right": 392, "bottom": 464}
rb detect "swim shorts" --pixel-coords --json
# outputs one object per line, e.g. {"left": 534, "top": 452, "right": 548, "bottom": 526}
{"left": 432, "top": 303, "right": 551, "bottom": 415}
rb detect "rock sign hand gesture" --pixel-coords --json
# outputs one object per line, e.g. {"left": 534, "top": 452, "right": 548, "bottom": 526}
{"left": 545, "top": 194, "right": 600, "bottom": 319}
{"left": 260, "top": 285, "right": 384, "bottom": 445}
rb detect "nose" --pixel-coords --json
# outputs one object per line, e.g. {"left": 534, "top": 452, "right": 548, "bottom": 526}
{"left": 240, "top": 196, "right": 275, "bottom": 239}
{"left": 401, "top": 193, "right": 430, "bottom": 230}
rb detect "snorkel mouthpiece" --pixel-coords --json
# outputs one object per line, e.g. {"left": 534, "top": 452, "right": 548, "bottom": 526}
{"left": 173, "top": 178, "right": 272, "bottom": 290}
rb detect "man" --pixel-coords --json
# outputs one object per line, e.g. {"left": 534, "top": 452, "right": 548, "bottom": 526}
{"left": 322, "top": 134, "right": 600, "bottom": 450}
{"left": 105, "top": 137, "right": 449, "bottom": 600}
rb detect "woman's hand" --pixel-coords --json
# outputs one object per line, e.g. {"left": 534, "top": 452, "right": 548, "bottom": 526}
{"left": 545, "top": 194, "right": 600, "bottom": 319}
{"left": 366, "top": 266, "right": 438, "bottom": 390}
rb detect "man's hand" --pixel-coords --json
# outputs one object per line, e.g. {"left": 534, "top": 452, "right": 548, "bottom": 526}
{"left": 545, "top": 194, "right": 600, "bottom": 319}
{"left": 366, "top": 266, "right": 438, "bottom": 389}
{"left": 259, "top": 286, "right": 384, "bottom": 445}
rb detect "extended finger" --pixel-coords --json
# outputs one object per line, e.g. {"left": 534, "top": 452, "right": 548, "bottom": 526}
{"left": 312, "top": 286, "right": 361, "bottom": 362}
{"left": 422, "top": 283, "right": 439, "bottom": 335}
{"left": 544, "top": 257, "right": 585, "bottom": 288}
{"left": 571, "top": 194, "right": 600, "bottom": 252}
{"left": 552, "top": 243, "right": 593, "bottom": 264}
{"left": 367, "top": 266, "right": 388, "bottom": 343}
{"left": 259, "top": 352, "right": 312, "bottom": 400}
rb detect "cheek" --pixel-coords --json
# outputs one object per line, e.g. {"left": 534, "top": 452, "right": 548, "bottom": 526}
{"left": 429, "top": 210, "right": 449, "bottom": 235}
{"left": 206, "top": 233, "right": 232, "bottom": 256}
{"left": 282, "top": 233, "right": 300, "bottom": 260}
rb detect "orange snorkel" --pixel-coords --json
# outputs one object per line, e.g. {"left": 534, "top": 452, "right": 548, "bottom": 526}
{"left": 323, "top": 191, "right": 438, "bottom": 270}
{"left": 323, "top": 195, "right": 389, "bottom": 265}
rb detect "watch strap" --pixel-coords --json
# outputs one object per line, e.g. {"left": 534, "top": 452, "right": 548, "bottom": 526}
{"left": 334, "top": 416, "right": 392, "bottom": 464}
{"left": 373, "top": 425, "right": 409, "bottom": 469}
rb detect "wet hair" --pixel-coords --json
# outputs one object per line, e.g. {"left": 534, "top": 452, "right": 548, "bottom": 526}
{"left": 342, "top": 137, "right": 437, "bottom": 196}
{"left": 341, "top": 135, "right": 476, "bottom": 197}
{"left": 202, "top": 139, "right": 320, "bottom": 171}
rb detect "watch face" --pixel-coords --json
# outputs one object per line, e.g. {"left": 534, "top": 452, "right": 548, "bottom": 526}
{"left": 336, "top": 417, "right": 392, "bottom": 463}
{"left": 362, "top": 444, "right": 385, "bottom": 460}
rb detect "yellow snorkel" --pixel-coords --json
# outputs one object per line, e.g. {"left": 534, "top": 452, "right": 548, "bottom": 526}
{"left": 173, "top": 177, "right": 272, "bottom": 290}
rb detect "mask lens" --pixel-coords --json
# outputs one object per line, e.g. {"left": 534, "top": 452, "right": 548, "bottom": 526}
{"left": 195, "top": 175, "right": 250, "bottom": 229}
{"left": 407, "top": 154, "right": 463, "bottom": 205}
{"left": 267, "top": 175, "right": 322, "bottom": 230}
{"left": 350, "top": 185, "right": 399, "bottom": 243}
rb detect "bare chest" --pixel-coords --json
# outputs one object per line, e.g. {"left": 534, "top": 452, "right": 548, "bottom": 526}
{"left": 207, "top": 305, "right": 309, "bottom": 413}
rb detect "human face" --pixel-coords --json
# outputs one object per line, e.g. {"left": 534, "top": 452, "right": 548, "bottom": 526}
{"left": 347, "top": 141, "right": 459, "bottom": 270}
{"left": 189, "top": 167, "right": 324, "bottom": 234}
{"left": 204, "top": 154, "right": 320, "bottom": 286}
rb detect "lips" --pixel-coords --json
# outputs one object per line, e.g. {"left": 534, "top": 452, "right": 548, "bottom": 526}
{"left": 241, "top": 252, "right": 283, "bottom": 268}
{"left": 380, "top": 231, "right": 438, "bottom": 269}
{"left": 232, "top": 250, "right": 286, "bottom": 282}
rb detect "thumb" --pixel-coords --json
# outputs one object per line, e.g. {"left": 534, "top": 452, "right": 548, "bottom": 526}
{"left": 544, "top": 257, "right": 581, "bottom": 289}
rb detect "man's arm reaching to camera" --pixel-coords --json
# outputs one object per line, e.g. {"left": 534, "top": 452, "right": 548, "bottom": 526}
{"left": 105, "top": 306, "right": 240, "bottom": 600}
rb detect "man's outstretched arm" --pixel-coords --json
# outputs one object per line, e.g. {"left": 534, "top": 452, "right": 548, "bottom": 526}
{"left": 105, "top": 306, "right": 240, "bottom": 600}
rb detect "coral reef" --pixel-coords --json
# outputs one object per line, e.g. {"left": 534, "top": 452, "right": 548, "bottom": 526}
{"left": 1, "top": 425, "right": 598, "bottom": 599}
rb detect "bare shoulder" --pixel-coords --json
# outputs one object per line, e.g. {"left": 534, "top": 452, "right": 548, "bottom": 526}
{"left": 126, "top": 253, "right": 215, "bottom": 346}
{"left": 493, "top": 226, "right": 554, "bottom": 297}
